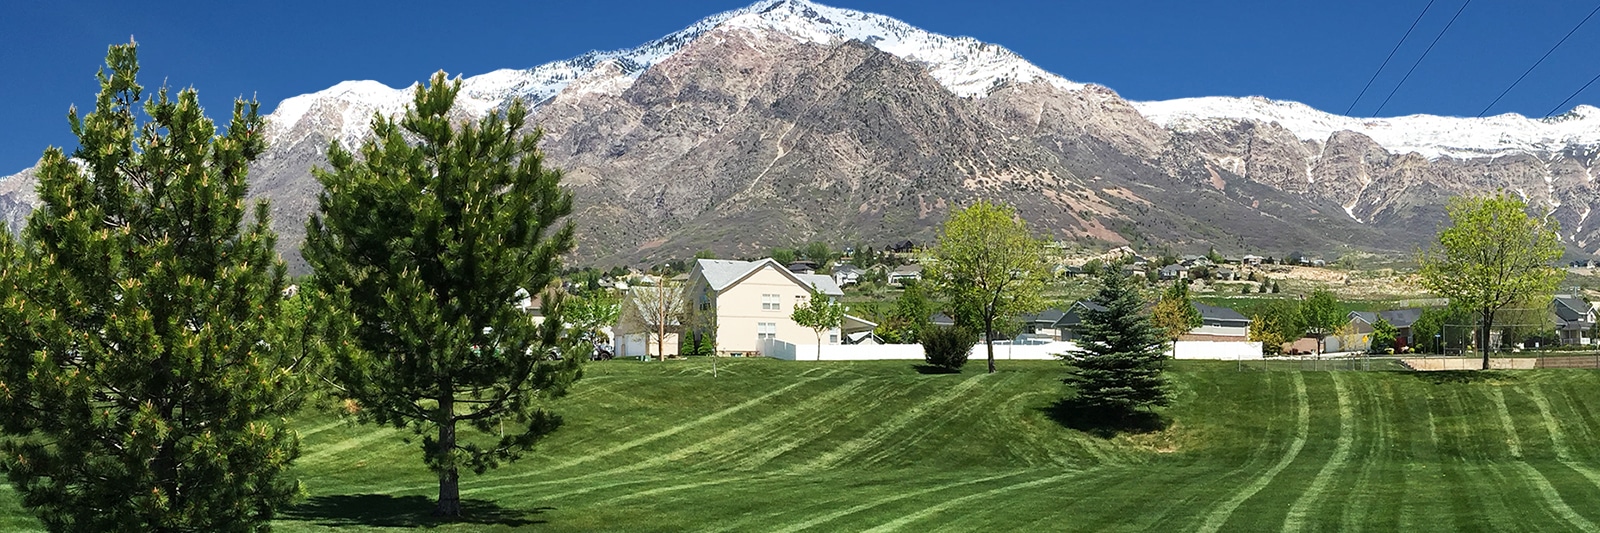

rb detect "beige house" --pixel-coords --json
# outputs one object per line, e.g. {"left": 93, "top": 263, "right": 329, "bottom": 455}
{"left": 687, "top": 259, "right": 876, "bottom": 356}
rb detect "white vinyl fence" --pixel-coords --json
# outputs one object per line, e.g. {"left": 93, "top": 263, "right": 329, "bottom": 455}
{"left": 760, "top": 339, "right": 1262, "bottom": 362}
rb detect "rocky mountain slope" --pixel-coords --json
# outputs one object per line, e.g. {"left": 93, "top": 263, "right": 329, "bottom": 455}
{"left": 4, "top": 0, "right": 1598, "bottom": 271}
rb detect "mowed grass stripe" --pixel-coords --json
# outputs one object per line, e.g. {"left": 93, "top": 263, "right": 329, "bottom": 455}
{"left": 461, "top": 378, "right": 878, "bottom": 496}
{"left": 296, "top": 427, "right": 400, "bottom": 465}
{"left": 857, "top": 373, "right": 1025, "bottom": 467}
{"left": 1488, "top": 387, "right": 1599, "bottom": 532}
{"left": 764, "top": 470, "right": 1030, "bottom": 533}
{"left": 1341, "top": 375, "right": 1396, "bottom": 529}
{"left": 1281, "top": 371, "right": 1354, "bottom": 533}
{"left": 1530, "top": 385, "right": 1600, "bottom": 488}
{"left": 1194, "top": 372, "right": 1308, "bottom": 533}
{"left": 804, "top": 372, "right": 990, "bottom": 470}
{"left": 859, "top": 471, "right": 1082, "bottom": 533}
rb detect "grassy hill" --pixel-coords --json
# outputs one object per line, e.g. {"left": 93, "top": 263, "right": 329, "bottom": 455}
{"left": 5, "top": 359, "right": 1600, "bottom": 531}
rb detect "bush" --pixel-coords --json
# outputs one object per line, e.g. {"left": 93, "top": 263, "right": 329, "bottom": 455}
{"left": 921, "top": 326, "right": 979, "bottom": 372}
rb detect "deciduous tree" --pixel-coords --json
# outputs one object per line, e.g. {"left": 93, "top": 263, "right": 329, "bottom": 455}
{"left": 1419, "top": 193, "right": 1564, "bottom": 369}
{"left": 620, "top": 280, "right": 687, "bottom": 361}
{"left": 303, "top": 72, "right": 582, "bottom": 517}
{"left": 927, "top": 201, "right": 1050, "bottom": 373}
{"left": 1296, "top": 289, "right": 1345, "bottom": 358}
{"left": 1150, "top": 281, "right": 1202, "bottom": 357}
{"left": 0, "top": 42, "right": 311, "bottom": 531}
{"left": 791, "top": 287, "right": 843, "bottom": 361}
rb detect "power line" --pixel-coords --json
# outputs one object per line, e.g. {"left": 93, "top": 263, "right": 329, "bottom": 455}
{"left": 1373, "top": 0, "right": 1473, "bottom": 117}
{"left": 1347, "top": 0, "right": 1438, "bottom": 115}
{"left": 1546, "top": 70, "right": 1600, "bottom": 117}
{"left": 1479, "top": 3, "right": 1600, "bottom": 117}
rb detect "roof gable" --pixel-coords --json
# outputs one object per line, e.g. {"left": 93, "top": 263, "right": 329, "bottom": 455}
{"left": 692, "top": 258, "right": 843, "bottom": 297}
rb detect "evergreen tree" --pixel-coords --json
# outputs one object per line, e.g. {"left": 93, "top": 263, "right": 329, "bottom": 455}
{"left": 1061, "top": 269, "right": 1171, "bottom": 414}
{"left": 0, "top": 42, "right": 310, "bottom": 531}
{"left": 303, "top": 72, "right": 582, "bottom": 517}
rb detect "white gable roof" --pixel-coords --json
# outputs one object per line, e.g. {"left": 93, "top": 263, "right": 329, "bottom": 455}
{"left": 693, "top": 258, "right": 844, "bottom": 297}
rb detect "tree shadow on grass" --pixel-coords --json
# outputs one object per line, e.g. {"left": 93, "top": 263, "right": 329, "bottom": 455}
{"left": 912, "top": 364, "right": 962, "bottom": 375}
{"left": 283, "top": 494, "right": 548, "bottom": 528}
{"left": 1040, "top": 398, "right": 1169, "bottom": 439}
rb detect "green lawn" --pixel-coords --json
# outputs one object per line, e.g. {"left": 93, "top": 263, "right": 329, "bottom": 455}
{"left": 6, "top": 360, "right": 1600, "bottom": 531}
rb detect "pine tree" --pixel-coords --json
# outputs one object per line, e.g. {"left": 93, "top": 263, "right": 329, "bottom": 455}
{"left": 303, "top": 72, "right": 582, "bottom": 517}
{"left": 0, "top": 42, "right": 310, "bottom": 531}
{"left": 1061, "top": 269, "right": 1171, "bottom": 415}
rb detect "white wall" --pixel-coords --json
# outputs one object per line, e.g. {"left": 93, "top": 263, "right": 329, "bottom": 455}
{"left": 757, "top": 339, "right": 1263, "bottom": 361}
{"left": 1171, "top": 341, "right": 1263, "bottom": 360}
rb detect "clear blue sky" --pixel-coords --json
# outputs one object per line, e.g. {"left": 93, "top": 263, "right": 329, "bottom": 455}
{"left": 4, "top": 0, "right": 1599, "bottom": 173}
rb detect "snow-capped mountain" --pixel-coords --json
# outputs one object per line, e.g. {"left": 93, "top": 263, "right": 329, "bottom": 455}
{"left": 7, "top": 0, "right": 1600, "bottom": 269}
{"left": 1134, "top": 96, "right": 1600, "bottom": 160}
{"left": 261, "top": 0, "right": 1084, "bottom": 149}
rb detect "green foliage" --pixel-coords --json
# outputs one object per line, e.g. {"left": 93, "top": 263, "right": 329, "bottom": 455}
{"left": 694, "top": 249, "right": 717, "bottom": 260}
{"left": 882, "top": 282, "right": 932, "bottom": 343}
{"left": 1296, "top": 289, "right": 1345, "bottom": 355}
{"left": 0, "top": 43, "right": 310, "bottom": 531}
{"left": 1243, "top": 299, "right": 1305, "bottom": 355}
{"left": 1419, "top": 193, "right": 1564, "bottom": 368}
{"left": 770, "top": 247, "right": 797, "bottom": 266}
{"left": 1151, "top": 281, "right": 1202, "bottom": 344}
{"left": 565, "top": 291, "right": 621, "bottom": 345}
{"left": 1206, "top": 246, "right": 1224, "bottom": 264}
{"left": 801, "top": 241, "right": 833, "bottom": 263}
{"left": 920, "top": 326, "right": 977, "bottom": 372}
{"left": 679, "top": 331, "right": 716, "bottom": 357}
{"left": 1061, "top": 269, "right": 1171, "bottom": 415}
{"left": 790, "top": 288, "right": 844, "bottom": 361}
{"left": 1369, "top": 318, "right": 1399, "bottom": 354}
{"left": 303, "top": 72, "right": 582, "bottom": 516}
{"left": 1410, "top": 307, "right": 1472, "bottom": 353}
{"left": 927, "top": 200, "right": 1050, "bottom": 373}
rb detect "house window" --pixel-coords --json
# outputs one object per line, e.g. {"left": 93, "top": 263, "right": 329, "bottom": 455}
{"left": 758, "top": 322, "right": 777, "bottom": 341}
{"left": 762, "top": 294, "right": 780, "bottom": 311}
{"left": 830, "top": 334, "right": 839, "bottom": 344}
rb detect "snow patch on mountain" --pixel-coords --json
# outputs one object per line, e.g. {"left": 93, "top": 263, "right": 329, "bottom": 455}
{"left": 1133, "top": 96, "right": 1600, "bottom": 160}
{"left": 264, "top": 0, "right": 1083, "bottom": 144}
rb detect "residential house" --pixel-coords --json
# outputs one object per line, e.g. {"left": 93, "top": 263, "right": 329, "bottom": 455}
{"left": 1158, "top": 264, "right": 1189, "bottom": 281}
{"left": 930, "top": 312, "right": 956, "bottom": 328}
{"left": 1185, "top": 303, "right": 1251, "bottom": 341}
{"left": 1017, "top": 308, "right": 1069, "bottom": 340}
{"left": 1553, "top": 296, "right": 1594, "bottom": 345}
{"left": 832, "top": 264, "right": 865, "bottom": 287}
{"left": 889, "top": 264, "right": 924, "bottom": 286}
{"left": 1056, "top": 300, "right": 1109, "bottom": 341}
{"left": 1242, "top": 254, "right": 1265, "bottom": 266}
{"left": 1348, "top": 308, "right": 1425, "bottom": 352}
{"left": 685, "top": 258, "right": 877, "bottom": 356}
{"left": 1216, "top": 267, "right": 1238, "bottom": 281}
{"left": 888, "top": 240, "right": 917, "bottom": 253}
{"left": 614, "top": 285, "right": 682, "bottom": 359}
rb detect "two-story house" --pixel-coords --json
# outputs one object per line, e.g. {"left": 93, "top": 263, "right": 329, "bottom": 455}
{"left": 686, "top": 258, "right": 877, "bottom": 356}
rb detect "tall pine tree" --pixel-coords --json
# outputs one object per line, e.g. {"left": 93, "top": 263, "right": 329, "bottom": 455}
{"left": 0, "top": 42, "right": 309, "bottom": 531}
{"left": 1061, "top": 269, "right": 1171, "bottom": 415}
{"left": 303, "top": 72, "right": 581, "bottom": 517}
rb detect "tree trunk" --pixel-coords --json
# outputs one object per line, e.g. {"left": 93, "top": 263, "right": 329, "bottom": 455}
{"left": 657, "top": 323, "right": 666, "bottom": 362}
{"left": 434, "top": 395, "right": 461, "bottom": 517}
{"left": 985, "top": 315, "right": 996, "bottom": 374}
{"left": 816, "top": 330, "right": 823, "bottom": 361}
{"left": 1480, "top": 310, "right": 1493, "bottom": 371}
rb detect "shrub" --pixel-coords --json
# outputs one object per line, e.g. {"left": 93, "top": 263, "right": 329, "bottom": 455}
{"left": 921, "top": 326, "right": 979, "bottom": 372}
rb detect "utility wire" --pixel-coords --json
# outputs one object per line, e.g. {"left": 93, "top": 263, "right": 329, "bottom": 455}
{"left": 1546, "top": 70, "right": 1600, "bottom": 116}
{"left": 1479, "top": 3, "right": 1600, "bottom": 117}
{"left": 1373, "top": 0, "right": 1473, "bottom": 117}
{"left": 1347, "top": 0, "right": 1438, "bottom": 115}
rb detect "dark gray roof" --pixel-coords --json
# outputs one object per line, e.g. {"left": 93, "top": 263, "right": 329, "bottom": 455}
{"left": 1194, "top": 302, "right": 1249, "bottom": 324}
{"left": 1554, "top": 296, "right": 1588, "bottom": 320}
{"left": 1021, "top": 308, "right": 1067, "bottom": 325}
{"left": 930, "top": 312, "right": 955, "bottom": 326}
